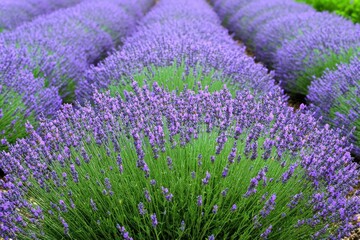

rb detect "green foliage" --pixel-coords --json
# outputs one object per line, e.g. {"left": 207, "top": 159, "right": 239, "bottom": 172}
{"left": 108, "top": 61, "right": 237, "bottom": 98}
{"left": 297, "top": 0, "right": 360, "bottom": 23}
{"left": 23, "top": 124, "right": 318, "bottom": 239}
{"left": 0, "top": 87, "right": 36, "bottom": 150}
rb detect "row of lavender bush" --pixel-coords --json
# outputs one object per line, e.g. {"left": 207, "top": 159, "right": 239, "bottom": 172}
{"left": 210, "top": 0, "right": 360, "bottom": 157}
{"left": 1, "top": 0, "right": 153, "bottom": 102}
{"left": 1, "top": 0, "right": 359, "bottom": 239}
{"left": 77, "top": 0, "right": 277, "bottom": 101}
{"left": 0, "top": 0, "right": 82, "bottom": 32}
{"left": 0, "top": 0, "right": 154, "bottom": 150}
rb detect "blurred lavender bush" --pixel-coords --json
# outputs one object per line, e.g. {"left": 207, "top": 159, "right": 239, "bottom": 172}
{"left": 0, "top": 0, "right": 83, "bottom": 31}
{"left": 211, "top": 0, "right": 360, "bottom": 97}
{"left": 1, "top": 0, "right": 154, "bottom": 102}
{"left": 78, "top": 0, "right": 277, "bottom": 102}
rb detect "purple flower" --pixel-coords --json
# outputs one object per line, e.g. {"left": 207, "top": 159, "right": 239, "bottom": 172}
{"left": 150, "top": 213, "right": 158, "bottom": 227}
{"left": 70, "top": 164, "right": 79, "bottom": 183}
{"left": 90, "top": 198, "right": 97, "bottom": 211}
{"left": 282, "top": 163, "right": 298, "bottom": 184}
{"left": 221, "top": 188, "right": 229, "bottom": 197}
{"left": 116, "top": 225, "right": 134, "bottom": 240}
{"left": 165, "top": 194, "right": 174, "bottom": 202}
{"left": 212, "top": 205, "right": 218, "bottom": 214}
{"left": 161, "top": 186, "right": 169, "bottom": 195}
{"left": 222, "top": 166, "right": 229, "bottom": 178}
{"left": 231, "top": 204, "right": 237, "bottom": 212}
{"left": 59, "top": 200, "right": 67, "bottom": 213}
{"left": 117, "top": 155, "right": 124, "bottom": 174}
{"left": 260, "top": 225, "right": 272, "bottom": 239}
{"left": 197, "top": 195, "right": 203, "bottom": 207}
{"left": 104, "top": 178, "right": 112, "bottom": 190}
{"left": 144, "top": 189, "right": 151, "bottom": 202}
{"left": 138, "top": 202, "right": 146, "bottom": 216}
{"left": 260, "top": 194, "right": 276, "bottom": 218}
{"left": 166, "top": 156, "right": 173, "bottom": 170}
{"left": 150, "top": 179, "right": 157, "bottom": 186}
{"left": 202, "top": 171, "right": 211, "bottom": 185}
{"left": 180, "top": 220, "right": 185, "bottom": 231}
{"left": 59, "top": 217, "right": 69, "bottom": 235}
{"left": 244, "top": 178, "right": 259, "bottom": 197}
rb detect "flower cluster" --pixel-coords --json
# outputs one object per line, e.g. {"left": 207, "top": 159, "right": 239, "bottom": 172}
{"left": 308, "top": 56, "right": 360, "bottom": 156}
{"left": 211, "top": 0, "right": 360, "bottom": 96}
{"left": 0, "top": 0, "right": 82, "bottom": 31}
{"left": 1, "top": 0, "right": 154, "bottom": 101}
{"left": 78, "top": 0, "right": 277, "bottom": 101}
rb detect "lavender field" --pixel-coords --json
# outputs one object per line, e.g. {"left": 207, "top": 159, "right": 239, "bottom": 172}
{"left": 0, "top": 0, "right": 360, "bottom": 239}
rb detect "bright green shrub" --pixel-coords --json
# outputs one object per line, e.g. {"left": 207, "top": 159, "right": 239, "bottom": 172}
{"left": 297, "top": 0, "right": 360, "bottom": 23}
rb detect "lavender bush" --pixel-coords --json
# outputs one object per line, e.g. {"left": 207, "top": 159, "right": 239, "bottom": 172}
{"left": 78, "top": 0, "right": 276, "bottom": 102}
{"left": 211, "top": 0, "right": 360, "bottom": 97}
{"left": 308, "top": 56, "right": 360, "bottom": 156}
{"left": 227, "top": 0, "right": 313, "bottom": 49}
{"left": 0, "top": 43, "right": 61, "bottom": 149}
{"left": 210, "top": 0, "right": 252, "bottom": 24}
{"left": 0, "top": 0, "right": 82, "bottom": 31}
{"left": 0, "top": 79, "right": 359, "bottom": 239}
{"left": 1, "top": 0, "right": 154, "bottom": 102}
{"left": 274, "top": 21, "right": 360, "bottom": 96}
{"left": 253, "top": 11, "right": 350, "bottom": 67}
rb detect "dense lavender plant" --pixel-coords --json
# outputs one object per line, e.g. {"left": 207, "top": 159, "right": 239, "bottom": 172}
{"left": 211, "top": 0, "right": 360, "bottom": 98}
{"left": 0, "top": 0, "right": 82, "bottom": 31}
{"left": 253, "top": 11, "right": 350, "bottom": 67}
{"left": 274, "top": 20, "right": 360, "bottom": 96}
{"left": 308, "top": 56, "right": 360, "bottom": 156}
{"left": 210, "top": 0, "right": 252, "bottom": 24}
{"left": 1, "top": 0, "right": 154, "bottom": 102}
{"left": 0, "top": 79, "right": 359, "bottom": 239}
{"left": 79, "top": 0, "right": 276, "bottom": 102}
{"left": 0, "top": 43, "right": 61, "bottom": 149}
{"left": 227, "top": 0, "right": 313, "bottom": 48}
